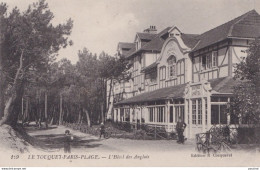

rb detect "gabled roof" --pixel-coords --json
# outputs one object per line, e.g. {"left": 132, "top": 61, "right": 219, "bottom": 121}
{"left": 126, "top": 27, "right": 171, "bottom": 58}
{"left": 193, "top": 10, "right": 260, "bottom": 51}
{"left": 123, "top": 10, "right": 260, "bottom": 59}
{"left": 181, "top": 34, "right": 200, "bottom": 48}
{"left": 140, "top": 27, "right": 172, "bottom": 51}
{"left": 117, "top": 42, "right": 135, "bottom": 56}
{"left": 118, "top": 42, "right": 135, "bottom": 50}
{"left": 136, "top": 32, "right": 157, "bottom": 41}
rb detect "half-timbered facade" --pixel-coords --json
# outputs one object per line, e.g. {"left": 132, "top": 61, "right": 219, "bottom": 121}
{"left": 107, "top": 10, "right": 260, "bottom": 138}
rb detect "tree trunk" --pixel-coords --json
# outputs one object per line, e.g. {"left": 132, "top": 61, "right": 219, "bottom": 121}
{"left": 101, "top": 104, "right": 104, "bottom": 123}
{"left": 0, "top": 51, "right": 25, "bottom": 126}
{"left": 0, "top": 19, "right": 4, "bottom": 120}
{"left": 59, "top": 94, "right": 63, "bottom": 125}
{"left": 77, "top": 107, "right": 81, "bottom": 124}
{"left": 84, "top": 108, "right": 91, "bottom": 127}
{"left": 0, "top": 70, "right": 4, "bottom": 120}
{"left": 106, "top": 79, "right": 114, "bottom": 120}
{"left": 21, "top": 97, "right": 24, "bottom": 123}
{"left": 44, "top": 91, "right": 48, "bottom": 128}
{"left": 25, "top": 97, "right": 29, "bottom": 123}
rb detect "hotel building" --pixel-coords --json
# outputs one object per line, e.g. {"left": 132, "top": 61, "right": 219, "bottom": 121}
{"left": 107, "top": 10, "right": 260, "bottom": 138}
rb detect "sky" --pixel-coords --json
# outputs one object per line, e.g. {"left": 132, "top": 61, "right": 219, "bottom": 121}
{"left": 2, "top": 0, "right": 260, "bottom": 64}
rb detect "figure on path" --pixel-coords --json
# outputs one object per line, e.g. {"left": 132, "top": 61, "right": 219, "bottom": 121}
{"left": 176, "top": 117, "right": 187, "bottom": 144}
{"left": 64, "top": 130, "right": 73, "bottom": 153}
{"left": 99, "top": 122, "right": 105, "bottom": 139}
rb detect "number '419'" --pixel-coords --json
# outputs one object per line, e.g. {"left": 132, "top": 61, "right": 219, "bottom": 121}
{"left": 11, "top": 155, "right": 19, "bottom": 159}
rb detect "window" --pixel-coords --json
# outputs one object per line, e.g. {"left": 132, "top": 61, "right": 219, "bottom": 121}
{"left": 157, "top": 107, "right": 165, "bottom": 123}
{"left": 149, "top": 108, "right": 154, "bottom": 122}
{"left": 175, "top": 105, "right": 184, "bottom": 122}
{"left": 201, "top": 51, "right": 218, "bottom": 71}
{"left": 120, "top": 108, "right": 124, "bottom": 122}
{"left": 212, "top": 51, "right": 218, "bottom": 67}
{"left": 201, "top": 55, "right": 206, "bottom": 70}
{"left": 205, "top": 99, "right": 208, "bottom": 125}
{"left": 159, "top": 67, "right": 166, "bottom": 80}
{"left": 149, "top": 106, "right": 165, "bottom": 123}
{"left": 141, "top": 56, "right": 145, "bottom": 68}
{"left": 170, "top": 106, "right": 174, "bottom": 123}
{"left": 211, "top": 105, "right": 227, "bottom": 124}
{"left": 168, "top": 55, "right": 177, "bottom": 78}
{"left": 198, "top": 99, "right": 202, "bottom": 124}
{"left": 206, "top": 54, "right": 212, "bottom": 69}
{"left": 150, "top": 71, "right": 157, "bottom": 84}
{"left": 192, "top": 100, "right": 196, "bottom": 124}
{"left": 125, "top": 108, "right": 130, "bottom": 122}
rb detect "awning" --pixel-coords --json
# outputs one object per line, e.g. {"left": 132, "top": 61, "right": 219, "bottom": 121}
{"left": 115, "top": 83, "right": 187, "bottom": 105}
{"left": 141, "top": 62, "right": 158, "bottom": 73}
{"left": 210, "top": 77, "right": 238, "bottom": 94}
{"left": 115, "top": 77, "right": 239, "bottom": 106}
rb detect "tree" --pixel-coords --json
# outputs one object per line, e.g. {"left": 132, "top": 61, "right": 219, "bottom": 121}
{"left": 98, "top": 52, "right": 131, "bottom": 121}
{"left": 231, "top": 38, "right": 260, "bottom": 124}
{"left": 0, "top": 0, "right": 73, "bottom": 126}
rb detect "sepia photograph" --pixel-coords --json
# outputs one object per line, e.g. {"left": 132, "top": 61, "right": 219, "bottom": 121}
{"left": 0, "top": 0, "right": 259, "bottom": 167}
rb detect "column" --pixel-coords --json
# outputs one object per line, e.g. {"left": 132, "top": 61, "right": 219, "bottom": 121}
{"left": 123, "top": 108, "right": 126, "bottom": 122}
{"left": 207, "top": 96, "right": 211, "bottom": 130}
{"left": 130, "top": 108, "right": 133, "bottom": 123}
{"left": 118, "top": 108, "right": 120, "bottom": 122}
{"left": 155, "top": 107, "right": 158, "bottom": 123}
{"left": 184, "top": 99, "right": 189, "bottom": 137}
{"left": 202, "top": 97, "right": 206, "bottom": 132}
{"left": 227, "top": 97, "right": 231, "bottom": 125}
{"left": 189, "top": 99, "right": 193, "bottom": 138}
{"left": 173, "top": 105, "right": 175, "bottom": 124}
{"left": 166, "top": 101, "right": 170, "bottom": 131}
{"left": 140, "top": 107, "right": 142, "bottom": 126}
{"left": 145, "top": 107, "right": 148, "bottom": 123}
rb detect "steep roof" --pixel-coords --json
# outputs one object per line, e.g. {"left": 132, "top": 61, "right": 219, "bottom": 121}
{"left": 140, "top": 27, "right": 171, "bottom": 51}
{"left": 181, "top": 34, "right": 200, "bottom": 48}
{"left": 123, "top": 10, "right": 260, "bottom": 59}
{"left": 193, "top": 10, "right": 260, "bottom": 51}
{"left": 118, "top": 42, "right": 135, "bottom": 50}
{"left": 126, "top": 27, "right": 171, "bottom": 58}
{"left": 136, "top": 32, "right": 157, "bottom": 41}
{"left": 118, "top": 42, "right": 135, "bottom": 56}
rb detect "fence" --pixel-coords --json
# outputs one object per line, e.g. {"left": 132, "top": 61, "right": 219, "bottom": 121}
{"left": 63, "top": 122, "right": 177, "bottom": 140}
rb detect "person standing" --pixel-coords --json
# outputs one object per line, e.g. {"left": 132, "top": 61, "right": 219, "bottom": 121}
{"left": 64, "top": 130, "right": 73, "bottom": 153}
{"left": 99, "top": 122, "right": 105, "bottom": 139}
{"left": 176, "top": 118, "right": 187, "bottom": 144}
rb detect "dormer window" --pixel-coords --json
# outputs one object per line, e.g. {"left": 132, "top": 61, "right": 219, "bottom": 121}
{"left": 169, "top": 33, "right": 174, "bottom": 37}
{"left": 168, "top": 55, "right": 177, "bottom": 78}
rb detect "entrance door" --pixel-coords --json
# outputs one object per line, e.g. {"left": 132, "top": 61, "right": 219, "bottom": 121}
{"left": 175, "top": 105, "right": 184, "bottom": 122}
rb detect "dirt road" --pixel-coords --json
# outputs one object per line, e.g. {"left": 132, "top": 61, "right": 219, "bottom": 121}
{"left": 26, "top": 125, "right": 195, "bottom": 153}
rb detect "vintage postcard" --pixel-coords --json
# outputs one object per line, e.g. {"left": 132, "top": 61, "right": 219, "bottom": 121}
{"left": 0, "top": 0, "right": 260, "bottom": 167}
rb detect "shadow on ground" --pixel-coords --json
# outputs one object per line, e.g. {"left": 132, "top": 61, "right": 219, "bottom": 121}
{"left": 31, "top": 134, "right": 102, "bottom": 150}
{"left": 25, "top": 126, "right": 58, "bottom": 132}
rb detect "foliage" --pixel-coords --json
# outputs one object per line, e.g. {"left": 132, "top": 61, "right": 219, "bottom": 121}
{"left": 0, "top": 0, "right": 73, "bottom": 125}
{"left": 231, "top": 38, "right": 260, "bottom": 124}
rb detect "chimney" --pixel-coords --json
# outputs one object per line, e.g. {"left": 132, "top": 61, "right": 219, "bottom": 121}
{"left": 143, "top": 25, "right": 157, "bottom": 34}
